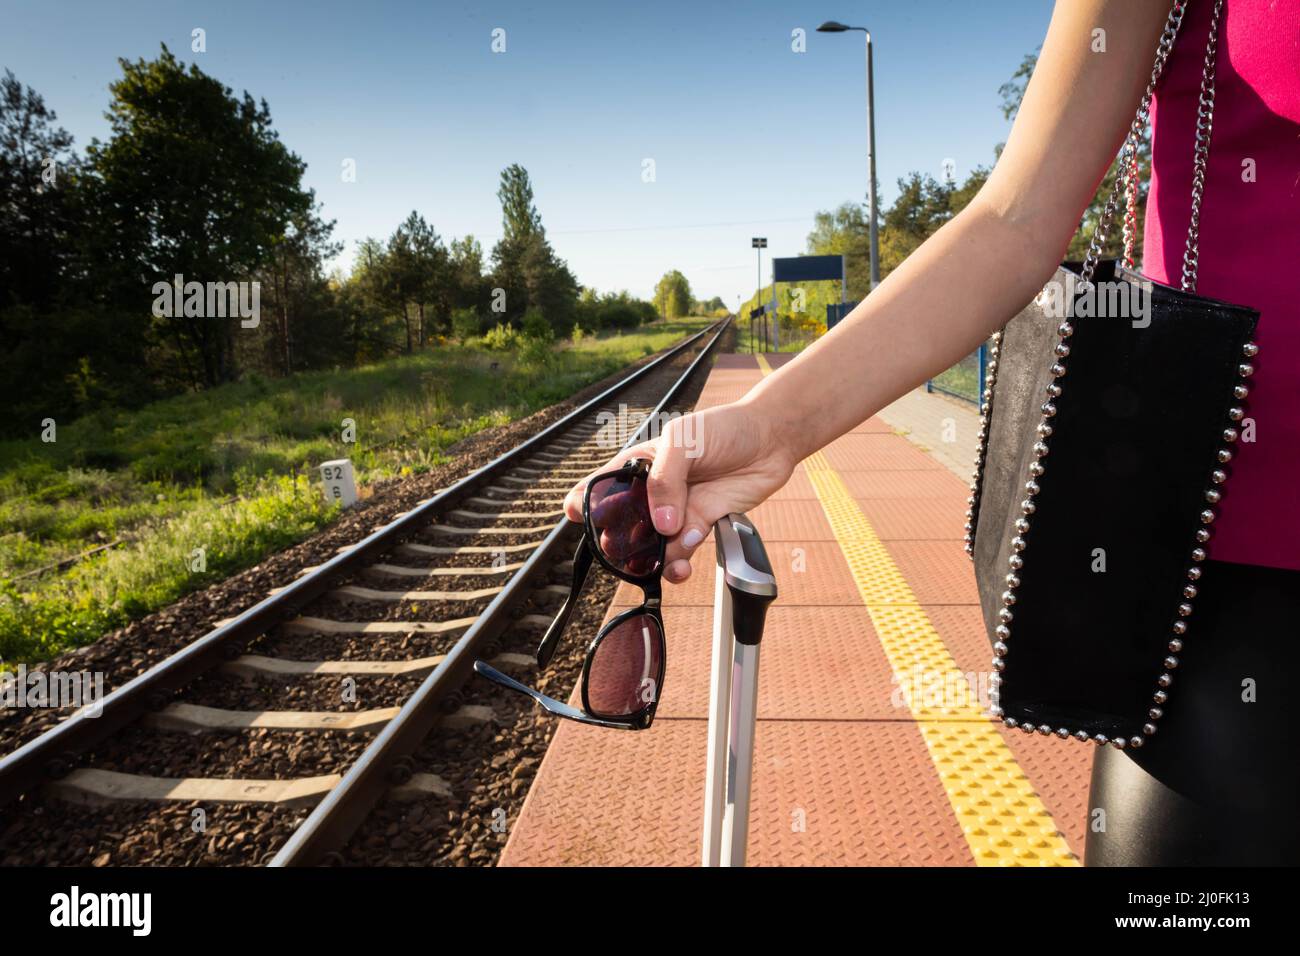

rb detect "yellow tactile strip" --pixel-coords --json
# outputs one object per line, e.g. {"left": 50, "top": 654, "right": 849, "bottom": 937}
{"left": 757, "top": 354, "right": 1077, "bottom": 866}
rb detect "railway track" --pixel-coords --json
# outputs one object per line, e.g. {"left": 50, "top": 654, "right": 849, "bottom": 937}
{"left": 0, "top": 318, "right": 730, "bottom": 866}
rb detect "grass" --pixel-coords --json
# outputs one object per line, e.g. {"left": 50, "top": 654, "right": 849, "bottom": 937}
{"left": 0, "top": 317, "right": 713, "bottom": 664}
{"left": 0, "top": 475, "right": 337, "bottom": 664}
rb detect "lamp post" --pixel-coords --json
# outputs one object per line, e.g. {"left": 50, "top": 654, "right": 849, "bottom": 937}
{"left": 818, "top": 20, "right": 880, "bottom": 289}
{"left": 751, "top": 237, "right": 767, "bottom": 353}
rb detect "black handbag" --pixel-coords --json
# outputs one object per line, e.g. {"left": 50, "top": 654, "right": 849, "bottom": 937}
{"left": 966, "top": 0, "right": 1260, "bottom": 749}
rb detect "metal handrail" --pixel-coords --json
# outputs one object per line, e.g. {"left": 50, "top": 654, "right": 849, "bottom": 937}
{"left": 926, "top": 341, "right": 988, "bottom": 406}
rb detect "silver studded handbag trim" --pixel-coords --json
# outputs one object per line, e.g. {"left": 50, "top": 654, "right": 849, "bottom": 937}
{"left": 964, "top": 331, "right": 1003, "bottom": 557}
{"left": 979, "top": 322, "right": 1259, "bottom": 750}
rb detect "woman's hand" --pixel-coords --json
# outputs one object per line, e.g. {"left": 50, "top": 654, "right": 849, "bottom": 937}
{"left": 564, "top": 399, "right": 797, "bottom": 583}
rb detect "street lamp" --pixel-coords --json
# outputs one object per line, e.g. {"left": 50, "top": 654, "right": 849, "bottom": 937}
{"left": 818, "top": 19, "right": 880, "bottom": 289}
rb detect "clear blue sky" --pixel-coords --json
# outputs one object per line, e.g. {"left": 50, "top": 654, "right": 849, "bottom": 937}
{"left": 3, "top": 0, "right": 1052, "bottom": 306}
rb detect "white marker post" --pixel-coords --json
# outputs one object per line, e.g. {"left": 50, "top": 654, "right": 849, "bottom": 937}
{"left": 702, "top": 513, "right": 778, "bottom": 867}
{"left": 320, "top": 459, "right": 358, "bottom": 508}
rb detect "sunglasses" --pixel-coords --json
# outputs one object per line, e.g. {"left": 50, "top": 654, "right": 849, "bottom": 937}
{"left": 473, "top": 458, "right": 667, "bottom": 730}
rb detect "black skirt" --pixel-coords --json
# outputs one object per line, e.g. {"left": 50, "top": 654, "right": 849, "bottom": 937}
{"left": 1086, "top": 558, "right": 1300, "bottom": 866}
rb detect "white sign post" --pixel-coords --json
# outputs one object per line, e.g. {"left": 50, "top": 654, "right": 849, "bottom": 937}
{"left": 320, "top": 459, "right": 358, "bottom": 508}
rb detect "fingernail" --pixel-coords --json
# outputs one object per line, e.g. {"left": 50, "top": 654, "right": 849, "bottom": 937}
{"left": 681, "top": 527, "right": 704, "bottom": 549}
{"left": 666, "top": 559, "right": 691, "bottom": 583}
{"left": 653, "top": 506, "right": 677, "bottom": 533}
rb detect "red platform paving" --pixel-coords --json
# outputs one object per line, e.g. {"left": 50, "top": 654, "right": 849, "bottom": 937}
{"left": 499, "top": 353, "right": 1093, "bottom": 866}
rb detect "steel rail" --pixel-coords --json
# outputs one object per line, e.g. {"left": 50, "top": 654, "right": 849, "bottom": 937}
{"left": 0, "top": 319, "right": 726, "bottom": 807}
{"left": 270, "top": 317, "right": 731, "bottom": 865}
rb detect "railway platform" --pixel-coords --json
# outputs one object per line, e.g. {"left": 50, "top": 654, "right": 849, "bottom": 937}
{"left": 500, "top": 352, "right": 1093, "bottom": 867}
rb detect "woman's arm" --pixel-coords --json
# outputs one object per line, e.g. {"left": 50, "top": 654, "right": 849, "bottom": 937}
{"left": 750, "top": 0, "right": 1173, "bottom": 463}
{"left": 569, "top": 0, "right": 1177, "bottom": 582}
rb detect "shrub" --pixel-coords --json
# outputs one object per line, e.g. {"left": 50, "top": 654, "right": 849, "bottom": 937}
{"left": 575, "top": 296, "right": 601, "bottom": 332}
{"left": 571, "top": 323, "right": 587, "bottom": 344}
{"left": 518, "top": 333, "right": 556, "bottom": 371}
{"left": 521, "top": 309, "right": 554, "bottom": 342}
{"left": 452, "top": 308, "right": 482, "bottom": 343}
{"left": 481, "top": 322, "right": 519, "bottom": 350}
{"left": 599, "top": 302, "right": 642, "bottom": 330}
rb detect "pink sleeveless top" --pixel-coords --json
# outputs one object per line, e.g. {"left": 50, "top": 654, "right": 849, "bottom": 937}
{"left": 1143, "top": 0, "right": 1300, "bottom": 572}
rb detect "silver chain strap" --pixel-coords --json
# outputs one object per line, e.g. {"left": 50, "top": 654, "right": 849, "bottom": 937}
{"left": 1081, "top": 0, "right": 1187, "bottom": 282}
{"left": 1181, "top": 0, "right": 1224, "bottom": 291}
{"left": 1080, "top": 0, "right": 1224, "bottom": 286}
{"left": 1122, "top": 147, "right": 1141, "bottom": 267}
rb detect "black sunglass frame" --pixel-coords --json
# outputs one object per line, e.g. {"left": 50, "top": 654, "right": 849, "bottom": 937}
{"left": 473, "top": 458, "right": 668, "bottom": 731}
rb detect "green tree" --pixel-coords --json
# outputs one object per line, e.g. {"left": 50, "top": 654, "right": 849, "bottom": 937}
{"left": 998, "top": 51, "right": 1040, "bottom": 122}
{"left": 448, "top": 234, "right": 487, "bottom": 313}
{"left": 999, "top": 48, "right": 1141, "bottom": 262}
{"left": 519, "top": 232, "right": 578, "bottom": 330}
{"left": 82, "top": 45, "right": 315, "bottom": 387}
{"left": 0, "top": 69, "right": 79, "bottom": 310}
{"left": 489, "top": 164, "right": 578, "bottom": 327}
{"left": 877, "top": 172, "right": 956, "bottom": 273}
{"left": 379, "top": 212, "right": 430, "bottom": 352}
{"left": 807, "top": 202, "right": 871, "bottom": 299}
{"left": 498, "top": 163, "right": 542, "bottom": 241}
{"left": 252, "top": 199, "right": 341, "bottom": 374}
{"left": 405, "top": 211, "right": 448, "bottom": 345}
{"left": 806, "top": 166, "right": 988, "bottom": 300}
{"left": 653, "top": 270, "right": 692, "bottom": 319}
{"left": 346, "top": 236, "right": 400, "bottom": 359}
{"left": 575, "top": 287, "right": 656, "bottom": 331}
{"left": 0, "top": 71, "right": 152, "bottom": 435}
{"left": 490, "top": 163, "right": 540, "bottom": 322}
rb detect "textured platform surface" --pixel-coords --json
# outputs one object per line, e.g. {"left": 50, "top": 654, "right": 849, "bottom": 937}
{"left": 499, "top": 353, "right": 1093, "bottom": 866}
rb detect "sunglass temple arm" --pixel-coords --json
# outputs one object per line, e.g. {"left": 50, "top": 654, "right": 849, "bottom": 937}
{"left": 536, "top": 534, "right": 593, "bottom": 668}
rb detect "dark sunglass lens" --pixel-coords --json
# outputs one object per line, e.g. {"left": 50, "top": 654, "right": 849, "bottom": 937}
{"left": 588, "top": 474, "right": 662, "bottom": 577}
{"left": 586, "top": 614, "right": 663, "bottom": 718}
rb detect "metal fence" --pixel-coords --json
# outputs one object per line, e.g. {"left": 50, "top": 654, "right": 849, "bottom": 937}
{"left": 745, "top": 313, "right": 824, "bottom": 354}
{"left": 925, "top": 340, "right": 991, "bottom": 405}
